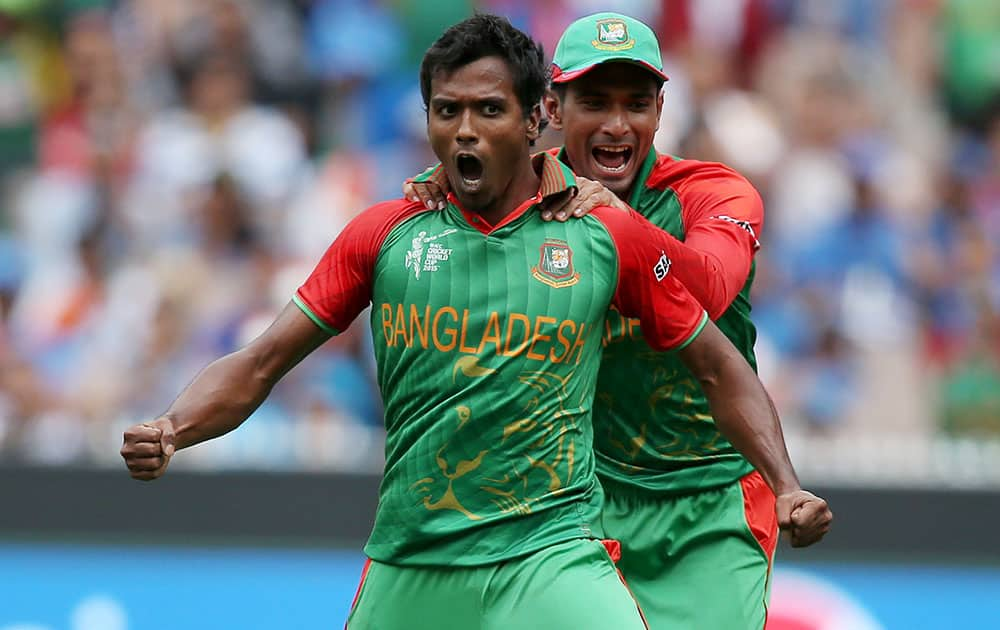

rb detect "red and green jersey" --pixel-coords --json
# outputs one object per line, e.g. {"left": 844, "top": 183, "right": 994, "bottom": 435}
{"left": 560, "top": 147, "right": 764, "bottom": 494}
{"left": 296, "top": 153, "right": 708, "bottom": 566}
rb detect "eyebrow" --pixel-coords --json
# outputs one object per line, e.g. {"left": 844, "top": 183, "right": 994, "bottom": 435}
{"left": 429, "top": 94, "right": 509, "bottom": 107}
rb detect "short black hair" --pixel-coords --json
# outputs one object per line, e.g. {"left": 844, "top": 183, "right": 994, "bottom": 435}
{"left": 420, "top": 13, "right": 548, "bottom": 119}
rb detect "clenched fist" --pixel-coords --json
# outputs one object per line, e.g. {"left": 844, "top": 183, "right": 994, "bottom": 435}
{"left": 121, "top": 417, "right": 176, "bottom": 481}
{"left": 776, "top": 490, "right": 833, "bottom": 547}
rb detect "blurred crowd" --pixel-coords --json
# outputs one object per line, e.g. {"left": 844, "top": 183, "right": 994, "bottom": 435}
{"left": 1, "top": 0, "right": 998, "bottom": 480}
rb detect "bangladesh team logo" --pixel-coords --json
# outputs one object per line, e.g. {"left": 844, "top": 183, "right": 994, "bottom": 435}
{"left": 592, "top": 18, "right": 635, "bottom": 51}
{"left": 532, "top": 238, "right": 580, "bottom": 288}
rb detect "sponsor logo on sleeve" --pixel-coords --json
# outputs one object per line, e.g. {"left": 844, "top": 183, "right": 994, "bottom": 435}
{"left": 653, "top": 252, "right": 671, "bottom": 281}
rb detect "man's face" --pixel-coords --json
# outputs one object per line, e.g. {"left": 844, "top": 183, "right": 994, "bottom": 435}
{"left": 427, "top": 56, "right": 540, "bottom": 213}
{"left": 545, "top": 62, "right": 663, "bottom": 199}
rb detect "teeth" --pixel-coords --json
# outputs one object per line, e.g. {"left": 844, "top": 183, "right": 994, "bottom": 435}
{"left": 596, "top": 163, "right": 628, "bottom": 173}
{"left": 593, "top": 146, "right": 630, "bottom": 173}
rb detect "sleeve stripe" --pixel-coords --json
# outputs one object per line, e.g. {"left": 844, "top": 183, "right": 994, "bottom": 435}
{"left": 293, "top": 293, "right": 339, "bottom": 336}
{"left": 674, "top": 310, "right": 709, "bottom": 351}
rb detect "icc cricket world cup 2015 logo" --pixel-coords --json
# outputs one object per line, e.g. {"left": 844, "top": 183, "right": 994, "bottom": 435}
{"left": 532, "top": 238, "right": 581, "bottom": 288}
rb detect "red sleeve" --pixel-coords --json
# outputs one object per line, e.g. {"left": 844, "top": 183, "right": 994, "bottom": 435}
{"left": 651, "top": 162, "right": 764, "bottom": 319}
{"left": 591, "top": 206, "right": 709, "bottom": 352}
{"left": 295, "top": 200, "right": 426, "bottom": 334}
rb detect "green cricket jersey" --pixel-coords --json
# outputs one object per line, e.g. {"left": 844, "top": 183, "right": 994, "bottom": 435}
{"left": 296, "top": 153, "right": 708, "bottom": 565}
{"left": 566, "top": 147, "right": 765, "bottom": 494}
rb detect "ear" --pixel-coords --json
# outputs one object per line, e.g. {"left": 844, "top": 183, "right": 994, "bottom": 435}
{"left": 543, "top": 90, "right": 563, "bottom": 131}
{"left": 527, "top": 103, "right": 542, "bottom": 142}
{"left": 654, "top": 89, "right": 664, "bottom": 132}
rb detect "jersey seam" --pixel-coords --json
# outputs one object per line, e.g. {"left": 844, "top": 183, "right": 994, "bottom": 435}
{"left": 588, "top": 215, "right": 622, "bottom": 305}
{"left": 293, "top": 293, "right": 339, "bottom": 336}
{"left": 674, "top": 311, "right": 708, "bottom": 351}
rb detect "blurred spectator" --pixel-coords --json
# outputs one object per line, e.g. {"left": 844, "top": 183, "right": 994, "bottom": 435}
{"left": 941, "top": 0, "right": 1000, "bottom": 130}
{"left": 124, "top": 49, "right": 306, "bottom": 250}
{"left": 940, "top": 305, "right": 1000, "bottom": 436}
{"left": 38, "top": 9, "right": 139, "bottom": 191}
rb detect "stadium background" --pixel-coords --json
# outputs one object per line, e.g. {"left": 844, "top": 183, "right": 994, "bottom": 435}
{"left": 1, "top": 0, "right": 999, "bottom": 628}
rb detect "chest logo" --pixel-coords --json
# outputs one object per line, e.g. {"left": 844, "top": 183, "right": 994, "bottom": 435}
{"left": 405, "top": 228, "right": 457, "bottom": 279}
{"left": 532, "top": 238, "right": 581, "bottom": 288}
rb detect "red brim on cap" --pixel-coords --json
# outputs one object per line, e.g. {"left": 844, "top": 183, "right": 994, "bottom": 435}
{"left": 551, "top": 59, "right": 669, "bottom": 84}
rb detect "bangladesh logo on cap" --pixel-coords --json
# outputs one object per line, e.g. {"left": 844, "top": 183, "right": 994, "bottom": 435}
{"left": 532, "top": 238, "right": 581, "bottom": 288}
{"left": 592, "top": 18, "right": 635, "bottom": 51}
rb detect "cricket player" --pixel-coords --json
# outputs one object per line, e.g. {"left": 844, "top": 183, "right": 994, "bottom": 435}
{"left": 403, "top": 12, "right": 834, "bottom": 629}
{"left": 123, "top": 14, "right": 825, "bottom": 630}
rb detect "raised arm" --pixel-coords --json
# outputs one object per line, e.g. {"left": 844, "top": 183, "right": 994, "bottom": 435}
{"left": 120, "top": 304, "right": 331, "bottom": 480}
{"left": 121, "top": 200, "right": 416, "bottom": 481}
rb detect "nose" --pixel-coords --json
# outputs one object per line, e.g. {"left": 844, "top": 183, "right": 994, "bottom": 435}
{"left": 456, "top": 110, "right": 478, "bottom": 146}
{"left": 601, "top": 106, "right": 629, "bottom": 138}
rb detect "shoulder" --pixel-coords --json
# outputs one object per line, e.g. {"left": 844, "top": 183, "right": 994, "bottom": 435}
{"left": 585, "top": 205, "right": 654, "bottom": 240}
{"left": 349, "top": 198, "right": 433, "bottom": 234}
{"left": 324, "top": 199, "right": 434, "bottom": 261}
{"left": 647, "top": 155, "right": 758, "bottom": 196}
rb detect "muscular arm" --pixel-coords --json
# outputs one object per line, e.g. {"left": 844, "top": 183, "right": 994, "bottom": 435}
{"left": 123, "top": 200, "right": 417, "bottom": 480}
{"left": 164, "top": 302, "right": 330, "bottom": 450}
{"left": 677, "top": 322, "right": 798, "bottom": 494}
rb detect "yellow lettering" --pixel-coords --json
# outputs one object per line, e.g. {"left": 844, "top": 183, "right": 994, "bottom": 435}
{"left": 381, "top": 303, "right": 394, "bottom": 346}
{"left": 503, "top": 313, "right": 532, "bottom": 356}
{"left": 410, "top": 304, "right": 430, "bottom": 349}
{"left": 394, "top": 304, "right": 410, "bottom": 347}
{"left": 569, "top": 323, "right": 588, "bottom": 365}
{"left": 627, "top": 317, "right": 642, "bottom": 340}
{"left": 433, "top": 307, "right": 459, "bottom": 351}
{"left": 527, "top": 316, "right": 556, "bottom": 361}
{"left": 551, "top": 320, "right": 575, "bottom": 363}
{"left": 478, "top": 311, "right": 503, "bottom": 355}
{"left": 603, "top": 309, "right": 629, "bottom": 346}
{"left": 458, "top": 309, "right": 478, "bottom": 354}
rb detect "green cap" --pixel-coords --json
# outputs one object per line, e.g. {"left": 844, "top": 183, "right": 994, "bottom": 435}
{"left": 551, "top": 12, "right": 667, "bottom": 84}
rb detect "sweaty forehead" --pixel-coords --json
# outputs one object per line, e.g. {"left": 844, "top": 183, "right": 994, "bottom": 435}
{"left": 432, "top": 56, "right": 514, "bottom": 98}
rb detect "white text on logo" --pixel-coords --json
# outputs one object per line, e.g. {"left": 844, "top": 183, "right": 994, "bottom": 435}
{"left": 406, "top": 229, "right": 457, "bottom": 279}
{"left": 653, "top": 253, "right": 671, "bottom": 281}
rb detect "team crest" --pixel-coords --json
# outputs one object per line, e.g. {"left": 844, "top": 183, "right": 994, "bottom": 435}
{"left": 532, "top": 238, "right": 581, "bottom": 288}
{"left": 592, "top": 18, "right": 635, "bottom": 51}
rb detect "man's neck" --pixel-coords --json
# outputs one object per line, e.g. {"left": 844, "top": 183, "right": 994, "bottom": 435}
{"left": 467, "top": 158, "right": 541, "bottom": 227}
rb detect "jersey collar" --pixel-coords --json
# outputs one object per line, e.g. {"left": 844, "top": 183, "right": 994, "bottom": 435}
{"left": 627, "top": 147, "right": 658, "bottom": 209}
{"left": 444, "top": 152, "right": 579, "bottom": 235}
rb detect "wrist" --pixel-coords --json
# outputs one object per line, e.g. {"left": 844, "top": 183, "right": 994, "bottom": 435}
{"left": 770, "top": 475, "right": 801, "bottom": 496}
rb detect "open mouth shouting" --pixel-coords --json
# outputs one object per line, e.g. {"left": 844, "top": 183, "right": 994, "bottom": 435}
{"left": 455, "top": 152, "right": 485, "bottom": 193}
{"left": 591, "top": 144, "right": 634, "bottom": 176}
